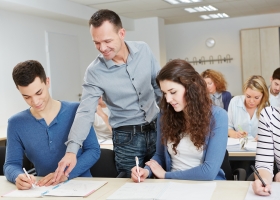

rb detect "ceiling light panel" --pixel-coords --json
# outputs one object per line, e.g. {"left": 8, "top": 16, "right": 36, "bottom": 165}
{"left": 200, "top": 13, "right": 229, "bottom": 20}
{"left": 185, "top": 5, "right": 217, "bottom": 13}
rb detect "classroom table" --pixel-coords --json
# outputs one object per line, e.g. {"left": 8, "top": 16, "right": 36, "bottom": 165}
{"left": 0, "top": 176, "right": 252, "bottom": 200}
{"left": 227, "top": 144, "right": 256, "bottom": 161}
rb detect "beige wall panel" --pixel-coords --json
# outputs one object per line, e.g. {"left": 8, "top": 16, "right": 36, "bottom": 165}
{"left": 260, "top": 27, "right": 280, "bottom": 86}
{"left": 241, "top": 29, "right": 261, "bottom": 85}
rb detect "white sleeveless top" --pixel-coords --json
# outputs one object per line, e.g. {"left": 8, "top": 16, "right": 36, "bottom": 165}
{"left": 167, "top": 135, "right": 203, "bottom": 172}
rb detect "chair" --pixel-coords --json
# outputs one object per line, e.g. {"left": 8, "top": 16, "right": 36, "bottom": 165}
{"left": 221, "top": 150, "right": 246, "bottom": 180}
{"left": 90, "top": 148, "right": 126, "bottom": 178}
{"left": 0, "top": 146, "right": 33, "bottom": 175}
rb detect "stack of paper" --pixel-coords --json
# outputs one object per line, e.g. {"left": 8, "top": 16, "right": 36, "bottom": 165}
{"left": 107, "top": 182, "right": 216, "bottom": 200}
{"left": 2, "top": 180, "right": 107, "bottom": 198}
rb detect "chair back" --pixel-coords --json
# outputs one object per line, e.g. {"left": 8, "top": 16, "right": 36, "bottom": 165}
{"left": 90, "top": 148, "right": 119, "bottom": 177}
{"left": 0, "top": 146, "right": 33, "bottom": 175}
{"left": 221, "top": 150, "right": 233, "bottom": 180}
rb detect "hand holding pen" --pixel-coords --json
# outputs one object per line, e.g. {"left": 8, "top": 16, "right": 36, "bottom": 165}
{"left": 251, "top": 165, "right": 271, "bottom": 196}
{"left": 15, "top": 168, "right": 36, "bottom": 190}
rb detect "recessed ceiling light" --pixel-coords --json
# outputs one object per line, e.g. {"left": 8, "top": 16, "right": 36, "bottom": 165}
{"left": 200, "top": 13, "right": 229, "bottom": 20}
{"left": 200, "top": 15, "right": 210, "bottom": 19}
{"left": 185, "top": 5, "right": 217, "bottom": 13}
{"left": 184, "top": 8, "right": 197, "bottom": 13}
{"left": 164, "top": 0, "right": 180, "bottom": 4}
{"left": 179, "top": 0, "right": 203, "bottom": 3}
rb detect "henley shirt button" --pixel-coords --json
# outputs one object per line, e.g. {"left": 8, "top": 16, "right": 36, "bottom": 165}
{"left": 141, "top": 105, "right": 143, "bottom": 107}
{"left": 50, "top": 141, "right": 52, "bottom": 143}
{"left": 132, "top": 78, "right": 134, "bottom": 81}
{"left": 139, "top": 92, "right": 141, "bottom": 95}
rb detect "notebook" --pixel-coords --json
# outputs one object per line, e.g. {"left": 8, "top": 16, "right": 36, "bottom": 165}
{"left": 107, "top": 182, "right": 216, "bottom": 200}
{"left": 2, "top": 179, "right": 107, "bottom": 198}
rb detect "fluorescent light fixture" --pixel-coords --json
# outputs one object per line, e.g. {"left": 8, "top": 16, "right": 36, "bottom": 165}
{"left": 209, "top": 14, "right": 219, "bottom": 18}
{"left": 164, "top": 0, "right": 180, "bottom": 4}
{"left": 184, "top": 8, "right": 197, "bottom": 13}
{"left": 179, "top": 0, "right": 202, "bottom": 3}
{"left": 200, "top": 13, "right": 229, "bottom": 20}
{"left": 208, "top": 5, "right": 217, "bottom": 11}
{"left": 185, "top": 5, "right": 217, "bottom": 13}
{"left": 200, "top": 15, "right": 210, "bottom": 19}
{"left": 195, "top": 6, "right": 206, "bottom": 12}
{"left": 222, "top": 13, "right": 229, "bottom": 17}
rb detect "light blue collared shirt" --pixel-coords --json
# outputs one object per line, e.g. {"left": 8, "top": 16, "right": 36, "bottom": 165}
{"left": 66, "top": 41, "right": 162, "bottom": 153}
{"left": 228, "top": 95, "right": 258, "bottom": 137}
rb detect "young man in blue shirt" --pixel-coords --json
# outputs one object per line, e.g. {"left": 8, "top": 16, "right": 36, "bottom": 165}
{"left": 4, "top": 60, "right": 100, "bottom": 190}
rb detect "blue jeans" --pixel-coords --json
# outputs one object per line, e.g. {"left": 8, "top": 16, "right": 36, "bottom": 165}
{"left": 112, "top": 125, "right": 157, "bottom": 178}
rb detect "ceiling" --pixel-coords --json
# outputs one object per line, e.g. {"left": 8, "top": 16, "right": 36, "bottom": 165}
{"left": 68, "top": 0, "right": 280, "bottom": 24}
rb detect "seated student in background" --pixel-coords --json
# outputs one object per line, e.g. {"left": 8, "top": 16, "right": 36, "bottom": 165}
{"left": 94, "top": 97, "right": 112, "bottom": 140}
{"left": 4, "top": 60, "right": 100, "bottom": 190}
{"left": 252, "top": 105, "right": 280, "bottom": 196}
{"left": 269, "top": 68, "right": 280, "bottom": 107}
{"left": 131, "top": 59, "right": 228, "bottom": 181}
{"left": 201, "top": 69, "right": 231, "bottom": 111}
{"left": 228, "top": 75, "right": 269, "bottom": 139}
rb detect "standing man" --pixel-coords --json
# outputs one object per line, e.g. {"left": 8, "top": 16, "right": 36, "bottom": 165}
{"left": 54, "top": 9, "right": 161, "bottom": 180}
{"left": 269, "top": 68, "right": 280, "bottom": 107}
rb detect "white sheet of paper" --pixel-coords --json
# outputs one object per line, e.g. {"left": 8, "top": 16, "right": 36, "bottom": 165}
{"left": 158, "top": 182, "right": 216, "bottom": 200}
{"left": 2, "top": 185, "right": 54, "bottom": 197}
{"left": 245, "top": 141, "right": 257, "bottom": 150}
{"left": 107, "top": 182, "right": 216, "bottom": 200}
{"left": 245, "top": 182, "right": 280, "bottom": 200}
{"left": 45, "top": 180, "right": 107, "bottom": 197}
{"left": 227, "top": 138, "right": 240, "bottom": 146}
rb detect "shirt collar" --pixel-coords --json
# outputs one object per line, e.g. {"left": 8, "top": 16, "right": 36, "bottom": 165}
{"left": 237, "top": 95, "right": 246, "bottom": 110}
{"left": 98, "top": 41, "right": 139, "bottom": 69}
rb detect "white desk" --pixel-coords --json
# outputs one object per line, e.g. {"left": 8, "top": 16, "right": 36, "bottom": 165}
{"left": 0, "top": 176, "right": 251, "bottom": 200}
{"left": 0, "top": 125, "right": 7, "bottom": 141}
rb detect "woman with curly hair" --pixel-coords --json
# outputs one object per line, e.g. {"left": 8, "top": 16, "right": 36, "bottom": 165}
{"left": 201, "top": 69, "right": 232, "bottom": 111}
{"left": 131, "top": 59, "right": 228, "bottom": 181}
{"left": 228, "top": 75, "right": 269, "bottom": 138}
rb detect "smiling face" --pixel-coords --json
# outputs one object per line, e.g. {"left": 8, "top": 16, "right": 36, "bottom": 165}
{"left": 159, "top": 80, "right": 186, "bottom": 112}
{"left": 204, "top": 77, "right": 217, "bottom": 94}
{"left": 244, "top": 88, "right": 263, "bottom": 109}
{"left": 90, "top": 21, "right": 125, "bottom": 61}
{"left": 18, "top": 77, "right": 50, "bottom": 113}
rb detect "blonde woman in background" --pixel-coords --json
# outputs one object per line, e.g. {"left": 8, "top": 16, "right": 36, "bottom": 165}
{"left": 228, "top": 75, "right": 269, "bottom": 139}
{"left": 201, "top": 69, "right": 231, "bottom": 111}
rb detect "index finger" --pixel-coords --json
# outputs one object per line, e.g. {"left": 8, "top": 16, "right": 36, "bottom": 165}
{"left": 52, "top": 163, "right": 66, "bottom": 183}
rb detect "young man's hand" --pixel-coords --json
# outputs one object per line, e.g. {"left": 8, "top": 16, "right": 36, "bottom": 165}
{"left": 15, "top": 173, "right": 36, "bottom": 190}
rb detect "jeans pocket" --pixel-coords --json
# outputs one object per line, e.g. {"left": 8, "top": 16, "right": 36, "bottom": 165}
{"left": 113, "top": 130, "right": 133, "bottom": 145}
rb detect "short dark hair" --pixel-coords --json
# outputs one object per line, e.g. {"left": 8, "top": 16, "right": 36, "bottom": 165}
{"left": 12, "top": 60, "right": 46, "bottom": 88}
{"left": 272, "top": 68, "right": 280, "bottom": 80}
{"left": 89, "top": 9, "right": 122, "bottom": 31}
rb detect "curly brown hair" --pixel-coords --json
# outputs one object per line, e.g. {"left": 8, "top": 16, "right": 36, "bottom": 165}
{"left": 201, "top": 69, "right": 227, "bottom": 93}
{"left": 156, "top": 59, "right": 213, "bottom": 154}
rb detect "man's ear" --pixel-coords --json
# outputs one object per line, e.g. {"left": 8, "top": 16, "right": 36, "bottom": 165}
{"left": 118, "top": 28, "right": 126, "bottom": 40}
{"left": 46, "top": 77, "right": 50, "bottom": 88}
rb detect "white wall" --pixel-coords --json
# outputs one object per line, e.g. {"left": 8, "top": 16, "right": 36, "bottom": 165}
{"left": 126, "top": 17, "right": 166, "bottom": 67}
{"left": 165, "top": 13, "right": 280, "bottom": 96}
{"left": 0, "top": 9, "right": 98, "bottom": 126}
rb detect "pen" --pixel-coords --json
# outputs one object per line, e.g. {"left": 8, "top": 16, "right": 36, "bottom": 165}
{"left": 250, "top": 165, "right": 271, "bottom": 194}
{"left": 135, "top": 156, "right": 140, "bottom": 183}
{"left": 23, "top": 168, "right": 35, "bottom": 188}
